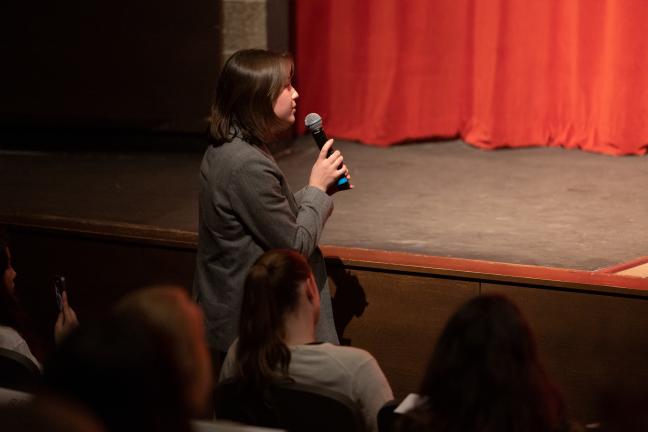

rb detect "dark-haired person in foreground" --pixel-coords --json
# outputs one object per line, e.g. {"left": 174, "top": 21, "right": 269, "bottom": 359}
{"left": 113, "top": 286, "right": 213, "bottom": 418}
{"left": 43, "top": 286, "right": 212, "bottom": 432}
{"left": 194, "top": 48, "right": 351, "bottom": 359}
{"left": 397, "top": 295, "right": 578, "bottom": 432}
{"left": 220, "top": 249, "right": 393, "bottom": 432}
{"left": 44, "top": 314, "right": 189, "bottom": 432}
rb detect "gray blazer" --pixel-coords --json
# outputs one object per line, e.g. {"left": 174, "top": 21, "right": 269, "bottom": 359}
{"left": 193, "top": 137, "right": 338, "bottom": 351}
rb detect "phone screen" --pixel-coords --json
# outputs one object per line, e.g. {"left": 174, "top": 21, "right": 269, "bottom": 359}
{"left": 54, "top": 276, "right": 67, "bottom": 311}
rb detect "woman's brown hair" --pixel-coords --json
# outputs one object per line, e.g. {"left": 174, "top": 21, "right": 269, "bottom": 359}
{"left": 236, "top": 249, "right": 312, "bottom": 390}
{"left": 209, "top": 49, "right": 294, "bottom": 146}
{"left": 400, "top": 295, "right": 567, "bottom": 432}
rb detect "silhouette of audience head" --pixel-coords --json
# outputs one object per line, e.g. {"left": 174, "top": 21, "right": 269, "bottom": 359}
{"left": 236, "top": 249, "right": 317, "bottom": 389}
{"left": 401, "top": 294, "right": 567, "bottom": 432}
{"left": 43, "top": 285, "right": 210, "bottom": 432}
{"left": 114, "top": 286, "right": 213, "bottom": 416}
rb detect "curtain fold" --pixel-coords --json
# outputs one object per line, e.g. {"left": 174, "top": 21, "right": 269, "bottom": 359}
{"left": 295, "top": 0, "right": 648, "bottom": 155}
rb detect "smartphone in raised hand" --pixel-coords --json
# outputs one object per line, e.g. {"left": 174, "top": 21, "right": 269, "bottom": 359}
{"left": 54, "top": 275, "right": 67, "bottom": 312}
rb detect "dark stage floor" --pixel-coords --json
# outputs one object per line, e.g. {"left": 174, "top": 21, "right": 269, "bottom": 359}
{"left": 1, "top": 135, "right": 646, "bottom": 271}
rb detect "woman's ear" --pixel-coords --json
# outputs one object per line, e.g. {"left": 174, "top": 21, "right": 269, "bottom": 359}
{"left": 305, "top": 276, "right": 318, "bottom": 304}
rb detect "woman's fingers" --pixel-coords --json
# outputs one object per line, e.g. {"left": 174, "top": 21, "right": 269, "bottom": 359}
{"left": 61, "top": 290, "right": 78, "bottom": 325}
{"left": 331, "top": 157, "right": 343, "bottom": 171}
{"left": 319, "top": 139, "right": 334, "bottom": 159}
{"left": 310, "top": 139, "right": 353, "bottom": 193}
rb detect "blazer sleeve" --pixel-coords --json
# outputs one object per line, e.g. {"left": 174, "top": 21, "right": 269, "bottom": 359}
{"left": 227, "top": 156, "right": 333, "bottom": 257}
{"left": 294, "top": 187, "right": 307, "bottom": 204}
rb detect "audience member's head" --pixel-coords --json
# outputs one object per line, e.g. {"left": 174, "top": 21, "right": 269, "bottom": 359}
{"left": 114, "top": 286, "right": 213, "bottom": 416}
{"left": 210, "top": 49, "right": 295, "bottom": 145}
{"left": 42, "top": 286, "right": 204, "bottom": 432}
{"left": 401, "top": 295, "right": 567, "bottom": 432}
{"left": 236, "top": 249, "right": 317, "bottom": 389}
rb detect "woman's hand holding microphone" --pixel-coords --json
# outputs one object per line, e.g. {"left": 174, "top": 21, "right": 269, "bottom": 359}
{"left": 309, "top": 139, "right": 353, "bottom": 195}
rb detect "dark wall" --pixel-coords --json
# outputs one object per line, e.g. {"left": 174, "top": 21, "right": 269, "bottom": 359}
{"left": 267, "top": 0, "right": 291, "bottom": 53}
{"left": 0, "top": 0, "right": 221, "bottom": 133}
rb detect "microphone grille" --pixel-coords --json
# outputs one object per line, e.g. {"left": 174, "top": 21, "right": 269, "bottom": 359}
{"left": 304, "top": 113, "right": 323, "bottom": 131}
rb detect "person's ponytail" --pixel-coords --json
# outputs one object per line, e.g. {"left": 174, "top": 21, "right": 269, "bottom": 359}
{"left": 236, "top": 249, "right": 311, "bottom": 390}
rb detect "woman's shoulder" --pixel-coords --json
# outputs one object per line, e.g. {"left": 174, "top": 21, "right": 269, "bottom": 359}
{"left": 295, "top": 343, "right": 377, "bottom": 367}
{"left": 0, "top": 325, "right": 38, "bottom": 366}
{"left": 207, "top": 137, "right": 272, "bottom": 159}
{"left": 204, "top": 138, "right": 276, "bottom": 172}
{"left": 0, "top": 324, "right": 25, "bottom": 346}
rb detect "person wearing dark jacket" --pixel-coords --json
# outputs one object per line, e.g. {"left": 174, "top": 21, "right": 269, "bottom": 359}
{"left": 193, "top": 49, "right": 351, "bottom": 355}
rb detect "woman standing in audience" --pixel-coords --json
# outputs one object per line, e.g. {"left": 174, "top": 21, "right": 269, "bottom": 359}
{"left": 0, "top": 238, "right": 77, "bottom": 370}
{"left": 220, "top": 249, "right": 393, "bottom": 432}
{"left": 193, "top": 49, "right": 351, "bottom": 358}
{"left": 397, "top": 295, "right": 575, "bottom": 432}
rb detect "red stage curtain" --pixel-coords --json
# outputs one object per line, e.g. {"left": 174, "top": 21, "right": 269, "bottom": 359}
{"left": 295, "top": 0, "right": 648, "bottom": 155}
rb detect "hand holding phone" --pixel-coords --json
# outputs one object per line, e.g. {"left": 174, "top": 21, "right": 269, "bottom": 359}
{"left": 53, "top": 275, "right": 79, "bottom": 344}
{"left": 54, "top": 276, "right": 67, "bottom": 312}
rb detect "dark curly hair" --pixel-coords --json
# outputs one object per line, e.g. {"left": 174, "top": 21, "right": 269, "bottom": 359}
{"left": 400, "top": 295, "right": 567, "bottom": 432}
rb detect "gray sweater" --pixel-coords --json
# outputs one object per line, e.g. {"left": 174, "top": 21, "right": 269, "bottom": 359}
{"left": 193, "top": 137, "right": 338, "bottom": 351}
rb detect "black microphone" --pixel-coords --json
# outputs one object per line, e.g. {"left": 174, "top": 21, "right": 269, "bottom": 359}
{"left": 304, "top": 113, "right": 350, "bottom": 189}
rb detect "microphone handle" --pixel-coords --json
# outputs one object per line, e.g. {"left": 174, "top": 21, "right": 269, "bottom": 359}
{"left": 310, "top": 127, "right": 349, "bottom": 189}
{"left": 312, "top": 128, "right": 332, "bottom": 156}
